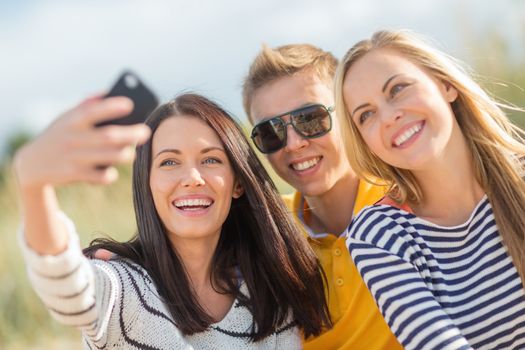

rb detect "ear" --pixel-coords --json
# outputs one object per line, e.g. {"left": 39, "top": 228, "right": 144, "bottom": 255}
{"left": 232, "top": 180, "right": 244, "bottom": 199}
{"left": 442, "top": 80, "right": 458, "bottom": 103}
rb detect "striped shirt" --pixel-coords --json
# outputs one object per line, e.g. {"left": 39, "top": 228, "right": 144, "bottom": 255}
{"left": 346, "top": 196, "right": 525, "bottom": 350}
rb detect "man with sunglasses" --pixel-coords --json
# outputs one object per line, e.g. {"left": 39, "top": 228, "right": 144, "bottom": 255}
{"left": 242, "top": 44, "right": 402, "bottom": 350}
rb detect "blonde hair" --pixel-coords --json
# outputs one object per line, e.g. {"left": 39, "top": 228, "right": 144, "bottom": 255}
{"left": 242, "top": 43, "right": 338, "bottom": 122}
{"left": 335, "top": 29, "right": 525, "bottom": 283}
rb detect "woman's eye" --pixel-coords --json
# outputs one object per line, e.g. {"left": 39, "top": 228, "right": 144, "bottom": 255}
{"left": 160, "top": 159, "right": 177, "bottom": 166}
{"left": 390, "top": 83, "right": 408, "bottom": 97}
{"left": 203, "top": 158, "right": 221, "bottom": 165}
{"left": 359, "top": 110, "right": 374, "bottom": 124}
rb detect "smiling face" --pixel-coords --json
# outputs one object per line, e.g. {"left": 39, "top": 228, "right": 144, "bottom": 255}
{"left": 250, "top": 69, "right": 352, "bottom": 197}
{"left": 149, "top": 115, "right": 243, "bottom": 247}
{"left": 342, "top": 48, "right": 459, "bottom": 171}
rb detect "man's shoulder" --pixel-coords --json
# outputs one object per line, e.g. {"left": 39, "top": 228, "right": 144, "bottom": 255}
{"left": 281, "top": 191, "right": 299, "bottom": 212}
{"left": 354, "top": 179, "right": 388, "bottom": 213}
{"left": 280, "top": 191, "right": 310, "bottom": 238}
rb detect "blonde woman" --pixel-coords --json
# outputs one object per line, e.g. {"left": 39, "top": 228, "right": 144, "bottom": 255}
{"left": 335, "top": 30, "right": 525, "bottom": 350}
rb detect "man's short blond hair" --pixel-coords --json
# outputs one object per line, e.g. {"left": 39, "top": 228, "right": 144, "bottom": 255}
{"left": 242, "top": 43, "right": 338, "bottom": 122}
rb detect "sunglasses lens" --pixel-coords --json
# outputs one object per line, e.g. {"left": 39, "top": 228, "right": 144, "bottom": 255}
{"left": 251, "top": 105, "right": 332, "bottom": 154}
{"left": 293, "top": 105, "right": 331, "bottom": 137}
{"left": 252, "top": 118, "right": 286, "bottom": 154}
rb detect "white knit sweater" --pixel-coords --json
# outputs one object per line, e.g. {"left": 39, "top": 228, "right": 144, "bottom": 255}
{"left": 19, "top": 213, "right": 301, "bottom": 349}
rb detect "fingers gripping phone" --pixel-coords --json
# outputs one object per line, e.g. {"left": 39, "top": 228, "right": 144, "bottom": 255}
{"left": 94, "top": 71, "right": 158, "bottom": 169}
{"left": 95, "top": 71, "right": 159, "bottom": 127}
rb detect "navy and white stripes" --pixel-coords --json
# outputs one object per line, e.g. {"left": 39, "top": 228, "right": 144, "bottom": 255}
{"left": 347, "top": 196, "right": 525, "bottom": 350}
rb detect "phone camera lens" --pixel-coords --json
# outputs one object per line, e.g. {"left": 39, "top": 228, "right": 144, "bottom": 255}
{"left": 124, "top": 74, "right": 139, "bottom": 89}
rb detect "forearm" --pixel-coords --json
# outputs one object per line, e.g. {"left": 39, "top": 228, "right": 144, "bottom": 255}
{"left": 18, "top": 211, "right": 117, "bottom": 343}
{"left": 12, "top": 93, "right": 151, "bottom": 345}
{"left": 18, "top": 183, "right": 69, "bottom": 255}
{"left": 18, "top": 210, "right": 97, "bottom": 323}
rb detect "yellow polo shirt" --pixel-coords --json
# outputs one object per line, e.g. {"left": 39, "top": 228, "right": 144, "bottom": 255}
{"left": 283, "top": 181, "right": 402, "bottom": 350}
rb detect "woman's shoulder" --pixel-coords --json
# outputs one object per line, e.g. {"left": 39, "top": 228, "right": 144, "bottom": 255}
{"left": 91, "top": 257, "right": 156, "bottom": 293}
{"left": 90, "top": 257, "right": 167, "bottom": 320}
{"left": 347, "top": 201, "right": 424, "bottom": 261}
{"left": 350, "top": 201, "right": 416, "bottom": 237}
{"left": 91, "top": 256, "right": 146, "bottom": 274}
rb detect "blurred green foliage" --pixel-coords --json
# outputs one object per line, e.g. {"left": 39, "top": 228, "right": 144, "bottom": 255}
{"left": 466, "top": 30, "right": 525, "bottom": 129}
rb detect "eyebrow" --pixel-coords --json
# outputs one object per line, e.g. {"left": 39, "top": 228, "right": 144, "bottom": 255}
{"left": 382, "top": 74, "right": 401, "bottom": 93}
{"left": 201, "top": 146, "right": 225, "bottom": 154}
{"left": 350, "top": 74, "right": 402, "bottom": 118}
{"left": 154, "top": 146, "right": 225, "bottom": 159}
{"left": 351, "top": 103, "right": 371, "bottom": 118}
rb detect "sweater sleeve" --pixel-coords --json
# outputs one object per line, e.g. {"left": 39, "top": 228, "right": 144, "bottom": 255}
{"left": 346, "top": 207, "right": 473, "bottom": 350}
{"left": 18, "top": 212, "right": 119, "bottom": 344}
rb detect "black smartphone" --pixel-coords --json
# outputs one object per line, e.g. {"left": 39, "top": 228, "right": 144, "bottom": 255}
{"left": 95, "top": 71, "right": 159, "bottom": 127}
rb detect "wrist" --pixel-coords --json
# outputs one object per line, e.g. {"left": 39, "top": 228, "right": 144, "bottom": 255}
{"left": 13, "top": 144, "right": 49, "bottom": 191}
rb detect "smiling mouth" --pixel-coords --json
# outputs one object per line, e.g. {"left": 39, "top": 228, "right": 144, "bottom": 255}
{"left": 173, "top": 198, "right": 213, "bottom": 211}
{"left": 291, "top": 157, "right": 321, "bottom": 171}
{"left": 393, "top": 122, "right": 424, "bottom": 147}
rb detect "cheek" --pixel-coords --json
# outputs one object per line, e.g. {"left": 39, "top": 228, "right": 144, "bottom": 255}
{"left": 209, "top": 173, "right": 231, "bottom": 197}
{"left": 423, "top": 98, "right": 455, "bottom": 131}
{"left": 359, "top": 124, "right": 377, "bottom": 147}
{"left": 267, "top": 152, "right": 286, "bottom": 170}
{"left": 212, "top": 169, "right": 240, "bottom": 199}
{"left": 149, "top": 173, "right": 174, "bottom": 203}
{"left": 325, "top": 132, "right": 345, "bottom": 153}
{"left": 359, "top": 124, "right": 387, "bottom": 158}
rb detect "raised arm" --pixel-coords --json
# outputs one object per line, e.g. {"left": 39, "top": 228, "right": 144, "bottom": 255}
{"left": 13, "top": 96, "right": 150, "bottom": 341}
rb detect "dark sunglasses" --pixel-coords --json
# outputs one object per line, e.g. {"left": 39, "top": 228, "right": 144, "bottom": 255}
{"left": 250, "top": 104, "right": 333, "bottom": 154}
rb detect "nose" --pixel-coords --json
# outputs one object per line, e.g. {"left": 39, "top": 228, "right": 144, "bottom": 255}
{"left": 284, "top": 124, "right": 308, "bottom": 152}
{"left": 181, "top": 167, "right": 205, "bottom": 187}
{"left": 380, "top": 105, "right": 403, "bottom": 128}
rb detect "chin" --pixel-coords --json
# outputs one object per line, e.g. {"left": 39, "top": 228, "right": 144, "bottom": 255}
{"left": 172, "top": 231, "right": 217, "bottom": 242}
{"left": 167, "top": 223, "right": 219, "bottom": 241}
{"left": 297, "top": 182, "right": 331, "bottom": 197}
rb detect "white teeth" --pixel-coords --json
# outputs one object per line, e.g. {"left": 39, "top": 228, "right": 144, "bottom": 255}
{"left": 292, "top": 157, "right": 320, "bottom": 171}
{"left": 174, "top": 198, "right": 212, "bottom": 208}
{"left": 394, "top": 123, "right": 423, "bottom": 147}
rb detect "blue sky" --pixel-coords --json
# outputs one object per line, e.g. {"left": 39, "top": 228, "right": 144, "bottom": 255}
{"left": 1, "top": 0, "right": 524, "bottom": 156}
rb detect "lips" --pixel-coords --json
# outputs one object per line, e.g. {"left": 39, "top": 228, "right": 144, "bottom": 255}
{"left": 290, "top": 156, "right": 322, "bottom": 171}
{"left": 173, "top": 196, "right": 213, "bottom": 211}
{"left": 392, "top": 121, "right": 425, "bottom": 147}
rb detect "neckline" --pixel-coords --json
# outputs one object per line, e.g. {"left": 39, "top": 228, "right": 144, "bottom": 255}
{"left": 298, "top": 195, "right": 345, "bottom": 238}
{"left": 380, "top": 194, "right": 489, "bottom": 230}
{"left": 209, "top": 281, "right": 248, "bottom": 327}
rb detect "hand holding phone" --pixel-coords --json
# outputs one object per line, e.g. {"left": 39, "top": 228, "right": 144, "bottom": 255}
{"left": 96, "top": 71, "right": 159, "bottom": 127}
{"left": 14, "top": 95, "right": 151, "bottom": 189}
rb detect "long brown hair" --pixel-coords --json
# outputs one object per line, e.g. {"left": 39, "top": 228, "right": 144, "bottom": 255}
{"left": 334, "top": 29, "right": 525, "bottom": 285}
{"left": 85, "top": 93, "right": 331, "bottom": 340}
